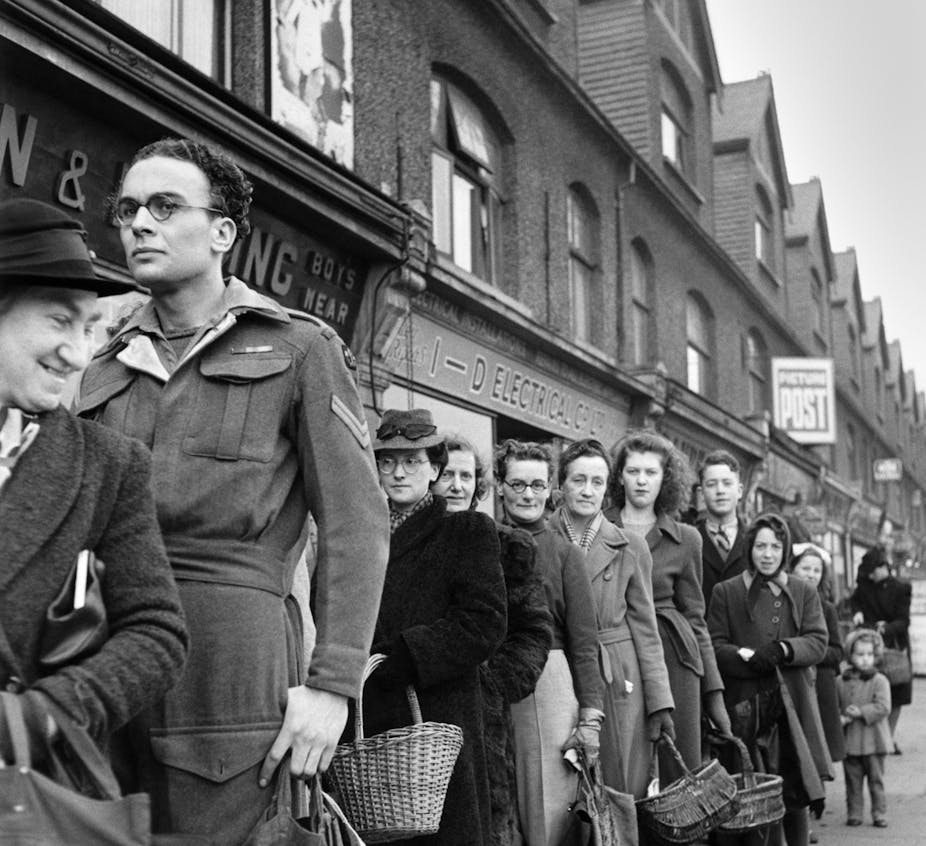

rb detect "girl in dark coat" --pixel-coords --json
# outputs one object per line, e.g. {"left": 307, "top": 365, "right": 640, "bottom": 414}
{"left": 362, "top": 409, "right": 507, "bottom": 846}
{"left": 432, "top": 434, "right": 553, "bottom": 846}
{"left": 708, "top": 513, "right": 832, "bottom": 846}
{"left": 0, "top": 198, "right": 188, "bottom": 769}
{"left": 849, "top": 545, "right": 912, "bottom": 752}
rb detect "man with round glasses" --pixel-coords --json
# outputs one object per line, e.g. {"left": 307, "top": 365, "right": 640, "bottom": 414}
{"left": 77, "top": 137, "right": 389, "bottom": 843}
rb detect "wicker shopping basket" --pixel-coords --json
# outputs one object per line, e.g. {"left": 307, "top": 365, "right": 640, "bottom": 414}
{"left": 711, "top": 734, "right": 784, "bottom": 834}
{"left": 635, "top": 732, "right": 739, "bottom": 845}
{"left": 326, "top": 654, "right": 464, "bottom": 843}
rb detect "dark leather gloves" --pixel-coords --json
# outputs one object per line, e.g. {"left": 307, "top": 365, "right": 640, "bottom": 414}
{"left": 562, "top": 707, "right": 604, "bottom": 767}
{"left": 646, "top": 708, "right": 675, "bottom": 742}
{"left": 371, "top": 640, "right": 416, "bottom": 688}
{"left": 748, "top": 641, "right": 788, "bottom": 675}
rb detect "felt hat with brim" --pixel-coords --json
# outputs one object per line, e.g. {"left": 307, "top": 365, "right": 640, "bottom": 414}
{"left": 0, "top": 198, "right": 142, "bottom": 296}
{"left": 373, "top": 408, "right": 444, "bottom": 451}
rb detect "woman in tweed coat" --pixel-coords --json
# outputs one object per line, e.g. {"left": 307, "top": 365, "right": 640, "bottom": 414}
{"left": 0, "top": 198, "right": 188, "bottom": 764}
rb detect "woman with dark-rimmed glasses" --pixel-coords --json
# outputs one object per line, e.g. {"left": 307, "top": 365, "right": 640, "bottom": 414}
{"left": 495, "top": 438, "right": 604, "bottom": 846}
{"left": 358, "top": 408, "right": 507, "bottom": 846}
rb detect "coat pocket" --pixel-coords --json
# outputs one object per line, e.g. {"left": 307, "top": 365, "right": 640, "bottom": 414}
{"left": 149, "top": 722, "right": 280, "bottom": 783}
{"left": 75, "top": 358, "right": 135, "bottom": 428}
{"left": 183, "top": 355, "right": 292, "bottom": 463}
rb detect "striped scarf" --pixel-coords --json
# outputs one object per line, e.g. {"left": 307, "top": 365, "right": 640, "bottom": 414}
{"left": 389, "top": 492, "right": 434, "bottom": 534}
{"left": 560, "top": 509, "right": 603, "bottom": 552}
{"left": 0, "top": 408, "right": 40, "bottom": 495}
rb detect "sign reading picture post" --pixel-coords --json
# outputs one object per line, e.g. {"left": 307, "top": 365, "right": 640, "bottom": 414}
{"left": 270, "top": 0, "right": 354, "bottom": 168}
{"left": 771, "top": 357, "right": 836, "bottom": 444}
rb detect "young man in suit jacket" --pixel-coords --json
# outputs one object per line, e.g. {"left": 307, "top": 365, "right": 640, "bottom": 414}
{"left": 696, "top": 450, "right": 749, "bottom": 609}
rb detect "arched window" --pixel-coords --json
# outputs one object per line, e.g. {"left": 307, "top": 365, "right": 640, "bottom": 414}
{"left": 811, "top": 269, "right": 824, "bottom": 334}
{"left": 567, "top": 184, "right": 600, "bottom": 344}
{"left": 660, "top": 63, "right": 692, "bottom": 179}
{"left": 431, "top": 75, "right": 504, "bottom": 284}
{"left": 686, "top": 293, "right": 713, "bottom": 396}
{"left": 744, "top": 329, "right": 768, "bottom": 413}
{"left": 629, "top": 239, "right": 653, "bottom": 365}
{"left": 754, "top": 186, "right": 774, "bottom": 271}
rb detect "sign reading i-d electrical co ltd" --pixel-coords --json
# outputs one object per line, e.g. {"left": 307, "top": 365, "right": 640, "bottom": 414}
{"left": 771, "top": 358, "right": 836, "bottom": 444}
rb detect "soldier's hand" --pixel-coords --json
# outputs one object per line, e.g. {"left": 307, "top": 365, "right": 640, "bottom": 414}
{"left": 258, "top": 685, "right": 348, "bottom": 787}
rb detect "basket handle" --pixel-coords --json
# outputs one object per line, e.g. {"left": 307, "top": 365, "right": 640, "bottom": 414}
{"left": 706, "top": 730, "right": 757, "bottom": 788}
{"left": 354, "top": 652, "right": 423, "bottom": 741}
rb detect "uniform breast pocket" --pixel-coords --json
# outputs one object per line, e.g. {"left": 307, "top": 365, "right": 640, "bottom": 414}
{"left": 183, "top": 355, "right": 293, "bottom": 463}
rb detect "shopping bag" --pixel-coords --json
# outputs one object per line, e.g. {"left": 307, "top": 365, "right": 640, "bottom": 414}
{"left": 0, "top": 691, "right": 150, "bottom": 845}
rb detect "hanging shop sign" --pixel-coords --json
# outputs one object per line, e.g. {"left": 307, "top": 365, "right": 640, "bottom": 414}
{"left": 873, "top": 458, "right": 903, "bottom": 483}
{"left": 384, "top": 295, "right": 629, "bottom": 444}
{"left": 771, "top": 357, "right": 836, "bottom": 444}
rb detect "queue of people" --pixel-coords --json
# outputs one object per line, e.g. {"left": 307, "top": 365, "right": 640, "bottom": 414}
{"left": 0, "top": 137, "right": 913, "bottom": 846}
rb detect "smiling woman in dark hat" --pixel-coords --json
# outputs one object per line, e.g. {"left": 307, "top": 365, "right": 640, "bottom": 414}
{"left": 354, "top": 407, "right": 507, "bottom": 845}
{"left": 0, "top": 198, "right": 187, "bottom": 783}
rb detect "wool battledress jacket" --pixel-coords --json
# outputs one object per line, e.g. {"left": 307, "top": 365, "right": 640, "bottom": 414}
{"left": 360, "top": 497, "right": 507, "bottom": 846}
{"left": 0, "top": 407, "right": 188, "bottom": 745}
{"left": 77, "top": 279, "right": 389, "bottom": 844}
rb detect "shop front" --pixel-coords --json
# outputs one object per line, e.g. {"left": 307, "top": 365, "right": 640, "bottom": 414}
{"left": 376, "top": 289, "right": 638, "bottom": 516}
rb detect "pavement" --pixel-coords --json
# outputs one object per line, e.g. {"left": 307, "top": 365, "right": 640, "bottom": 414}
{"left": 810, "top": 677, "right": 926, "bottom": 846}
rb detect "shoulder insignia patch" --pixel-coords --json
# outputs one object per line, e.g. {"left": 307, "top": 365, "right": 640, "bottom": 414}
{"left": 341, "top": 343, "right": 357, "bottom": 371}
{"left": 330, "top": 394, "right": 370, "bottom": 448}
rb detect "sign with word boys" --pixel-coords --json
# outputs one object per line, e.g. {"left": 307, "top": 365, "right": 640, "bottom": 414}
{"left": 771, "top": 357, "right": 836, "bottom": 444}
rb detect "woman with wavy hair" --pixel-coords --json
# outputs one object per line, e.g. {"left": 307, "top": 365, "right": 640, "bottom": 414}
{"left": 605, "top": 429, "right": 730, "bottom": 777}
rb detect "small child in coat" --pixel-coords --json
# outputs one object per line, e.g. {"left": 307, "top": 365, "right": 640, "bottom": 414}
{"left": 836, "top": 628, "right": 892, "bottom": 828}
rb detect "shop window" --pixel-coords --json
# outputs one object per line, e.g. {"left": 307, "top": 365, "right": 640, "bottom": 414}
{"left": 95, "top": 0, "right": 228, "bottom": 82}
{"left": 811, "top": 269, "right": 824, "bottom": 335}
{"left": 567, "top": 184, "right": 600, "bottom": 345}
{"left": 744, "top": 328, "right": 768, "bottom": 413}
{"left": 431, "top": 77, "right": 504, "bottom": 285}
{"left": 686, "top": 292, "right": 713, "bottom": 397}
{"left": 660, "top": 63, "right": 692, "bottom": 180}
{"left": 629, "top": 238, "right": 653, "bottom": 366}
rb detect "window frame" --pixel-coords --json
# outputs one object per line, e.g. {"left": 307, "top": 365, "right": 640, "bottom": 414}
{"left": 744, "top": 328, "right": 768, "bottom": 414}
{"left": 685, "top": 293, "right": 713, "bottom": 397}
{"left": 629, "top": 239, "right": 653, "bottom": 366}
{"left": 567, "top": 185, "right": 600, "bottom": 345}
{"left": 430, "top": 76, "right": 504, "bottom": 285}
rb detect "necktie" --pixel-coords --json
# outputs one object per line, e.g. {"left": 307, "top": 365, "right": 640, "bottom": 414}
{"left": 712, "top": 526, "right": 731, "bottom": 558}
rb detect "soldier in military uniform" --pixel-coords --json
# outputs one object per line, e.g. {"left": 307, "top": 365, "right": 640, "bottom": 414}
{"left": 77, "top": 138, "right": 389, "bottom": 845}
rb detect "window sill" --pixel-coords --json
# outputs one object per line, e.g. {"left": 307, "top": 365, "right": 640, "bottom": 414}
{"left": 758, "top": 259, "right": 783, "bottom": 288}
{"left": 431, "top": 254, "right": 535, "bottom": 322}
{"left": 662, "top": 157, "right": 706, "bottom": 207}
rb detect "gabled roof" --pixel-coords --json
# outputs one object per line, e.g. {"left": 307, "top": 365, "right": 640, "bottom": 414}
{"left": 785, "top": 178, "right": 834, "bottom": 280}
{"left": 712, "top": 75, "right": 791, "bottom": 208}
{"left": 693, "top": 0, "right": 723, "bottom": 96}
{"left": 831, "top": 249, "right": 866, "bottom": 332}
{"left": 863, "top": 298, "right": 890, "bottom": 366}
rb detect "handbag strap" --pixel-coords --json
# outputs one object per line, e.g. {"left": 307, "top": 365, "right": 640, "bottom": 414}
{"left": 0, "top": 691, "right": 32, "bottom": 768}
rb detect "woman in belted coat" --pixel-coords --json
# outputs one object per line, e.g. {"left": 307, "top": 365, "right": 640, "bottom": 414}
{"left": 551, "top": 438, "right": 674, "bottom": 799}
{"left": 709, "top": 513, "right": 832, "bottom": 846}
{"left": 605, "top": 430, "right": 731, "bottom": 775}
{"left": 357, "top": 409, "right": 507, "bottom": 846}
{"left": 0, "top": 198, "right": 188, "bottom": 763}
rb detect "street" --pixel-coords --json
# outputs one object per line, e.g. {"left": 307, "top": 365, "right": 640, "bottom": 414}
{"left": 812, "top": 677, "right": 926, "bottom": 844}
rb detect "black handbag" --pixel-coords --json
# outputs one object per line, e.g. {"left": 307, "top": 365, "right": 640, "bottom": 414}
{"left": 38, "top": 550, "right": 109, "bottom": 672}
{"left": 879, "top": 647, "right": 913, "bottom": 686}
{"left": 561, "top": 754, "right": 638, "bottom": 846}
{"left": 0, "top": 691, "right": 151, "bottom": 845}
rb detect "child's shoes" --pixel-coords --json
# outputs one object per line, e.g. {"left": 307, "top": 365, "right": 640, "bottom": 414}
{"left": 873, "top": 818, "right": 888, "bottom": 828}
{"left": 846, "top": 818, "right": 862, "bottom": 826}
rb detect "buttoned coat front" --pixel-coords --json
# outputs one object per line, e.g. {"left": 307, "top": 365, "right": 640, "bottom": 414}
{"left": 632, "top": 514, "right": 723, "bottom": 771}
{"left": 552, "top": 510, "right": 673, "bottom": 797}
{"left": 77, "top": 279, "right": 389, "bottom": 843}
{"left": 0, "top": 407, "right": 188, "bottom": 745}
